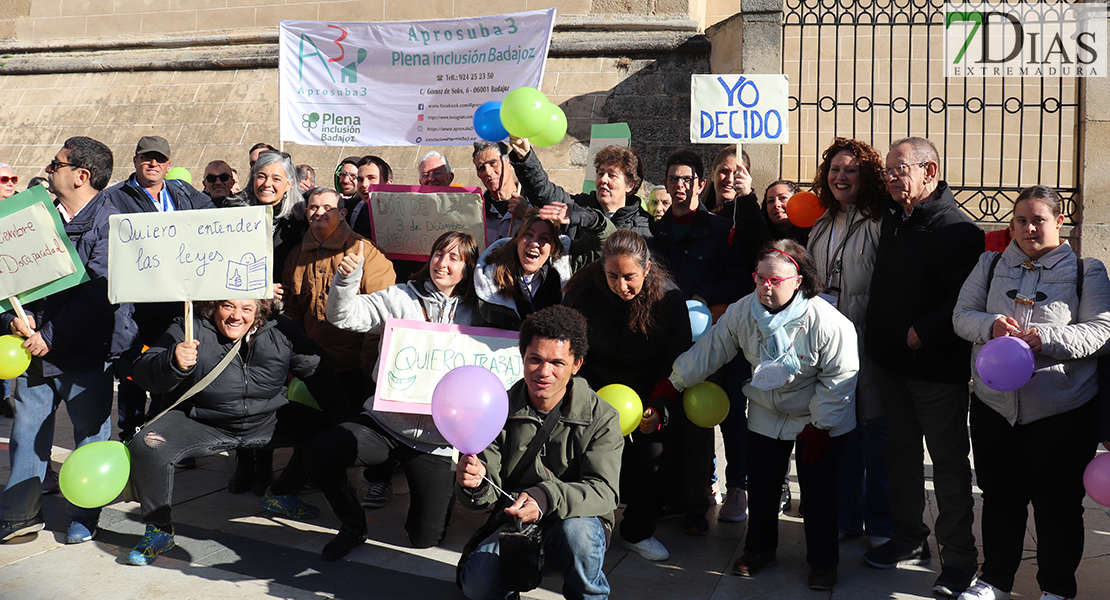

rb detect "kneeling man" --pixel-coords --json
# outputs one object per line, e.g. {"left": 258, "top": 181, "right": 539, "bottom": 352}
{"left": 456, "top": 305, "right": 623, "bottom": 600}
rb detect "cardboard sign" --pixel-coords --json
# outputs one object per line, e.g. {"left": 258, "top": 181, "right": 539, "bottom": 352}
{"left": 366, "top": 184, "right": 486, "bottom": 261}
{"left": 107, "top": 206, "right": 274, "bottom": 303}
{"left": 689, "top": 74, "right": 790, "bottom": 144}
{"left": 279, "top": 9, "right": 556, "bottom": 147}
{"left": 374, "top": 318, "right": 522, "bottom": 415}
{"left": 0, "top": 186, "right": 88, "bottom": 312}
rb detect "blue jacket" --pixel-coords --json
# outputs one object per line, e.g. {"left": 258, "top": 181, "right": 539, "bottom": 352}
{"left": 1, "top": 192, "right": 137, "bottom": 377}
{"left": 102, "top": 175, "right": 215, "bottom": 215}
{"left": 648, "top": 207, "right": 752, "bottom": 306}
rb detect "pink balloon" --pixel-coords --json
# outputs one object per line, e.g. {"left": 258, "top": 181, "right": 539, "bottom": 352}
{"left": 975, "top": 336, "right": 1034, "bottom": 391}
{"left": 430, "top": 366, "right": 509, "bottom": 455}
{"left": 1084, "top": 453, "right": 1110, "bottom": 507}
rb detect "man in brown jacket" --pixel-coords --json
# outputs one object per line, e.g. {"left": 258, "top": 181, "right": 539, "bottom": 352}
{"left": 283, "top": 187, "right": 395, "bottom": 410}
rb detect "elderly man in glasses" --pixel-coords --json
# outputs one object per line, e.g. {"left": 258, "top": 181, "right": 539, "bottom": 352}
{"left": 102, "top": 136, "right": 215, "bottom": 445}
{"left": 202, "top": 160, "right": 236, "bottom": 208}
{"left": 862, "top": 137, "right": 984, "bottom": 598}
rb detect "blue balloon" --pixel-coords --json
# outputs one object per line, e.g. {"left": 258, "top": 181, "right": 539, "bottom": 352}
{"left": 687, "top": 300, "right": 712, "bottom": 341}
{"left": 473, "top": 101, "right": 509, "bottom": 142}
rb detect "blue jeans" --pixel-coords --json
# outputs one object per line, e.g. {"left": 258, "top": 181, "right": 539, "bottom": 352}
{"left": 837, "top": 415, "right": 892, "bottom": 537}
{"left": 461, "top": 517, "right": 610, "bottom": 600}
{"left": 1, "top": 360, "right": 113, "bottom": 523}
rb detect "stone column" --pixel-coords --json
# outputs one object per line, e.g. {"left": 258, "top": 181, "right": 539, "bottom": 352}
{"left": 1076, "top": 67, "right": 1110, "bottom": 262}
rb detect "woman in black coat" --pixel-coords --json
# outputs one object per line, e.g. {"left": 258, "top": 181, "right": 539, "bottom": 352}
{"left": 564, "top": 230, "right": 692, "bottom": 562}
{"left": 125, "top": 298, "right": 349, "bottom": 566}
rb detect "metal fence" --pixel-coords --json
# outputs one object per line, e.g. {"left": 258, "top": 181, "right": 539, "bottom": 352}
{"left": 781, "top": 0, "right": 1079, "bottom": 224}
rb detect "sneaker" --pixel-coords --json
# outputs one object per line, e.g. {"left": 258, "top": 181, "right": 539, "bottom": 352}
{"left": 322, "top": 523, "right": 368, "bottom": 561}
{"left": 718, "top": 488, "right": 748, "bottom": 522}
{"left": 779, "top": 482, "right": 792, "bottom": 515}
{"left": 732, "top": 549, "right": 777, "bottom": 577}
{"left": 66, "top": 518, "right": 97, "bottom": 544}
{"left": 706, "top": 482, "right": 722, "bottom": 505}
{"left": 620, "top": 535, "right": 669, "bottom": 561}
{"left": 1039, "top": 593, "right": 1072, "bottom": 600}
{"left": 0, "top": 512, "right": 45, "bottom": 543}
{"left": 360, "top": 481, "right": 392, "bottom": 509}
{"left": 260, "top": 487, "right": 320, "bottom": 520}
{"left": 934, "top": 564, "right": 976, "bottom": 597}
{"left": 959, "top": 580, "right": 1011, "bottom": 600}
{"left": 862, "top": 539, "right": 931, "bottom": 569}
{"left": 808, "top": 567, "right": 838, "bottom": 590}
{"left": 42, "top": 465, "right": 60, "bottom": 495}
{"left": 684, "top": 513, "right": 709, "bottom": 536}
{"left": 866, "top": 535, "right": 891, "bottom": 549}
{"left": 127, "top": 524, "right": 175, "bottom": 566}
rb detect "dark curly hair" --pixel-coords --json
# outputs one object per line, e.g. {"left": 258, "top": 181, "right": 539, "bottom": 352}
{"left": 756, "top": 239, "right": 824, "bottom": 299}
{"left": 564, "top": 230, "right": 671, "bottom": 336}
{"left": 519, "top": 305, "right": 589, "bottom": 361}
{"left": 198, "top": 299, "right": 276, "bottom": 334}
{"left": 811, "top": 137, "right": 887, "bottom": 220}
{"left": 594, "top": 145, "right": 643, "bottom": 197}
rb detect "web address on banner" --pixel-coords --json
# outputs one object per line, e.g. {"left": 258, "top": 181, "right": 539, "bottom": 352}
{"left": 426, "top": 126, "right": 473, "bottom": 132}
{"left": 421, "top": 135, "right": 476, "bottom": 143}
{"left": 426, "top": 102, "right": 484, "bottom": 110}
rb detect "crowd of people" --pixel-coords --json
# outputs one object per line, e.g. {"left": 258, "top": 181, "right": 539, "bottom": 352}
{"left": 0, "top": 131, "right": 1108, "bottom": 600}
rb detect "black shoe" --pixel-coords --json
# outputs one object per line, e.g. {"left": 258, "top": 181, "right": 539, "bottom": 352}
{"left": 863, "top": 539, "right": 932, "bottom": 569}
{"left": 683, "top": 513, "right": 708, "bottom": 536}
{"left": 732, "top": 549, "right": 777, "bottom": 577}
{"left": 228, "top": 451, "right": 255, "bottom": 494}
{"left": 1, "top": 511, "right": 45, "bottom": 543}
{"left": 253, "top": 449, "right": 275, "bottom": 497}
{"left": 933, "top": 564, "right": 975, "bottom": 597}
{"left": 322, "top": 523, "right": 368, "bottom": 561}
{"left": 808, "top": 567, "right": 838, "bottom": 590}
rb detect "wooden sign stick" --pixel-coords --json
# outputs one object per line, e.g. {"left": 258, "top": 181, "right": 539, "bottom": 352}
{"left": 184, "top": 300, "right": 193, "bottom": 342}
{"left": 8, "top": 296, "right": 29, "bottom": 331}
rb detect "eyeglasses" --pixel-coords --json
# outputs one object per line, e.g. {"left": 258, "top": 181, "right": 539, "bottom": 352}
{"left": 752, "top": 272, "right": 801, "bottom": 288}
{"left": 882, "top": 161, "right": 928, "bottom": 179}
{"left": 46, "top": 159, "right": 77, "bottom": 173}
{"left": 337, "top": 172, "right": 357, "bottom": 180}
{"left": 0, "top": 175, "right": 17, "bottom": 185}
{"left": 205, "top": 173, "right": 231, "bottom": 183}
{"left": 666, "top": 175, "right": 697, "bottom": 187}
{"left": 137, "top": 153, "right": 170, "bottom": 165}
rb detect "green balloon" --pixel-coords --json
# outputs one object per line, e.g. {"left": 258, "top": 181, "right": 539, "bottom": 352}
{"left": 499, "top": 87, "right": 550, "bottom": 138}
{"left": 596, "top": 384, "right": 643, "bottom": 436}
{"left": 165, "top": 167, "right": 192, "bottom": 184}
{"left": 59, "top": 440, "right": 131, "bottom": 509}
{"left": 682, "top": 381, "right": 731, "bottom": 428}
{"left": 288, "top": 377, "right": 320, "bottom": 410}
{"left": 530, "top": 104, "right": 568, "bottom": 147}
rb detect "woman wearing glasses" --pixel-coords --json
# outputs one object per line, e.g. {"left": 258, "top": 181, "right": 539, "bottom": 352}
{"left": 806, "top": 138, "right": 892, "bottom": 550}
{"left": 952, "top": 186, "right": 1110, "bottom": 600}
{"left": 0, "top": 163, "right": 18, "bottom": 200}
{"left": 654, "top": 240, "right": 858, "bottom": 591}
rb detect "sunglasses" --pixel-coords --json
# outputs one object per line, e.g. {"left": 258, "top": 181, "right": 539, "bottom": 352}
{"left": 46, "top": 159, "right": 77, "bottom": 173}
{"left": 0, "top": 175, "right": 16, "bottom": 185}
{"left": 205, "top": 173, "right": 232, "bottom": 183}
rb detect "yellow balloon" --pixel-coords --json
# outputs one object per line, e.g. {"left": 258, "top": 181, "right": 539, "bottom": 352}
{"left": 682, "top": 381, "right": 730, "bottom": 428}
{"left": 0, "top": 334, "right": 32, "bottom": 379}
{"left": 596, "top": 384, "right": 643, "bottom": 436}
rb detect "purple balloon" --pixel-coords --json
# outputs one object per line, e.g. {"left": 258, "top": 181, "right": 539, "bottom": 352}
{"left": 430, "top": 365, "right": 509, "bottom": 455}
{"left": 975, "top": 336, "right": 1034, "bottom": 391}
{"left": 1084, "top": 452, "right": 1110, "bottom": 507}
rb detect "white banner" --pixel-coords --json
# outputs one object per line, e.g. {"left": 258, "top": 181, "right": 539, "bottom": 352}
{"left": 690, "top": 74, "right": 790, "bottom": 144}
{"left": 279, "top": 9, "right": 556, "bottom": 147}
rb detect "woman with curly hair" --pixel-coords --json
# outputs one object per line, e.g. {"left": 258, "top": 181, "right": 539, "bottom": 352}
{"left": 564, "top": 230, "right": 692, "bottom": 562}
{"left": 806, "top": 137, "right": 892, "bottom": 550}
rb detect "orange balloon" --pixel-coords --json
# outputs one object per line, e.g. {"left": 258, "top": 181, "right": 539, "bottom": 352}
{"left": 786, "top": 191, "right": 825, "bottom": 228}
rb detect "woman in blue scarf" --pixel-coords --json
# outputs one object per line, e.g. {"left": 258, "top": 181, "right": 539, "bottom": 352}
{"left": 652, "top": 239, "right": 859, "bottom": 591}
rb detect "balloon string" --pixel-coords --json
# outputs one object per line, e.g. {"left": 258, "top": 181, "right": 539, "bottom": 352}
{"left": 485, "top": 475, "right": 516, "bottom": 502}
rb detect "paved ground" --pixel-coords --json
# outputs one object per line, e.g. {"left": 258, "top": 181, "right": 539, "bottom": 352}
{"left": 2, "top": 401, "right": 1109, "bottom": 600}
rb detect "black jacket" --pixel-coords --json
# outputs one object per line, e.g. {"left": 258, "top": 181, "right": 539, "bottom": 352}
{"left": 133, "top": 314, "right": 350, "bottom": 432}
{"left": 102, "top": 175, "right": 215, "bottom": 215}
{"left": 564, "top": 267, "right": 692, "bottom": 413}
{"left": 865, "top": 181, "right": 984, "bottom": 382}
{"left": 648, "top": 207, "right": 752, "bottom": 306}
{"left": 714, "top": 191, "right": 774, "bottom": 262}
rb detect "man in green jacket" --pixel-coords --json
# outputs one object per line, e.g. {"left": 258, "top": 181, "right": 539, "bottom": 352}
{"left": 456, "top": 305, "right": 623, "bottom": 600}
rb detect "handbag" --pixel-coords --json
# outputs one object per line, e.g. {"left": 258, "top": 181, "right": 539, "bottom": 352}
{"left": 456, "top": 400, "right": 563, "bottom": 591}
{"left": 120, "top": 338, "right": 243, "bottom": 502}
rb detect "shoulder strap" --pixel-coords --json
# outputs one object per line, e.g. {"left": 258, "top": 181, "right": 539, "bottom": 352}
{"left": 139, "top": 337, "right": 244, "bottom": 432}
{"left": 502, "top": 399, "right": 563, "bottom": 495}
{"left": 985, "top": 252, "right": 1003, "bottom": 295}
{"left": 1077, "top": 257, "right": 1085, "bottom": 299}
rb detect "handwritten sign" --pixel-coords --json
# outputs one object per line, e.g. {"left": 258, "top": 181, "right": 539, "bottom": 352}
{"left": 375, "top": 318, "right": 521, "bottom": 415}
{"left": 107, "top": 206, "right": 274, "bottom": 303}
{"left": 366, "top": 184, "right": 486, "bottom": 262}
{"left": 0, "top": 185, "right": 87, "bottom": 312}
{"left": 690, "top": 74, "right": 790, "bottom": 144}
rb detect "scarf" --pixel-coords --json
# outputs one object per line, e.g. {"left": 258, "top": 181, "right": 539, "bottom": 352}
{"left": 751, "top": 292, "right": 810, "bottom": 376}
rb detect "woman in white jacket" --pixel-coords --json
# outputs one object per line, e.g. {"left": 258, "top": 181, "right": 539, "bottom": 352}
{"left": 952, "top": 185, "right": 1110, "bottom": 600}
{"left": 655, "top": 239, "right": 858, "bottom": 591}
{"left": 305, "top": 231, "right": 480, "bottom": 561}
